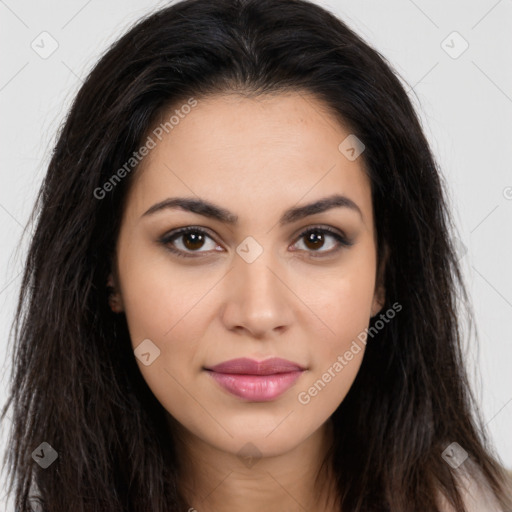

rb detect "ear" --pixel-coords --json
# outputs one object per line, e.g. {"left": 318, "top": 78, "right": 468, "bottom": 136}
{"left": 370, "top": 242, "right": 389, "bottom": 318}
{"left": 371, "top": 287, "right": 385, "bottom": 318}
{"left": 107, "top": 272, "right": 124, "bottom": 313}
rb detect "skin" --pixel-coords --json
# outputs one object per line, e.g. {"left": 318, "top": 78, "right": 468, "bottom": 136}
{"left": 112, "top": 92, "right": 385, "bottom": 511}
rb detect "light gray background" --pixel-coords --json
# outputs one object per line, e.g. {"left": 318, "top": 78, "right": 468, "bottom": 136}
{"left": 1, "top": 0, "right": 511, "bottom": 508}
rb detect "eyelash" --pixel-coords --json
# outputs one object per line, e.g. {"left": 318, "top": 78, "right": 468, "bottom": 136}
{"left": 159, "top": 225, "right": 353, "bottom": 259}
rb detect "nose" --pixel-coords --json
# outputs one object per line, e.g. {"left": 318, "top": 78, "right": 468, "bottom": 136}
{"left": 220, "top": 249, "right": 294, "bottom": 339}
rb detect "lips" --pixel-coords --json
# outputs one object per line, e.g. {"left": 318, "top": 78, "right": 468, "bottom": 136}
{"left": 204, "top": 357, "right": 306, "bottom": 401}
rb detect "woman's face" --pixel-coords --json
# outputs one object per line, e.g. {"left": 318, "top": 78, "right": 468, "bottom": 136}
{"left": 115, "top": 92, "right": 384, "bottom": 457}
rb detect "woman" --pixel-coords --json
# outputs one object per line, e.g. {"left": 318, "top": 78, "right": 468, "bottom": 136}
{"left": 1, "top": 0, "right": 511, "bottom": 510}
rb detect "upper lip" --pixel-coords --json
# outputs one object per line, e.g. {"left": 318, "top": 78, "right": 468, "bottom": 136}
{"left": 205, "top": 357, "right": 305, "bottom": 375}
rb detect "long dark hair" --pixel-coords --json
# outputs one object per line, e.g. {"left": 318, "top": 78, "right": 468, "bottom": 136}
{"left": 2, "top": 0, "right": 511, "bottom": 510}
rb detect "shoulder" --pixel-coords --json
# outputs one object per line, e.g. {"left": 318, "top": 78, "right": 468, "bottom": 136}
{"left": 436, "top": 464, "right": 510, "bottom": 512}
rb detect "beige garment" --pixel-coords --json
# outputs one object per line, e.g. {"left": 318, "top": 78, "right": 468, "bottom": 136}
{"left": 458, "top": 472, "right": 506, "bottom": 512}
{"left": 438, "top": 464, "right": 511, "bottom": 512}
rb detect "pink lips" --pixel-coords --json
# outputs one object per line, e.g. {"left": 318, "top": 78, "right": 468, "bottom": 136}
{"left": 205, "top": 357, "right": 305, "bottom": 402}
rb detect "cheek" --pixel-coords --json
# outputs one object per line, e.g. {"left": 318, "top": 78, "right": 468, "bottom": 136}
{"left": 308, "top": 242, "right": 376, "bottom": 343}
{"left": 296, "top": 244, "right": 376, "bottom": 402}
{"left": 117, "top": 245, "right": 223, "bottom": 393}
{"left": 118, "top": 239, "right": 210, "bottom": 342}
{"left": 118, "top": 256, "right": 211, "bottom": 421}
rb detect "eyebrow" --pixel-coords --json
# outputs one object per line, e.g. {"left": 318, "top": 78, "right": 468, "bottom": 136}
{"left": 142, "top": 193, "right": 363, "bottom": 225}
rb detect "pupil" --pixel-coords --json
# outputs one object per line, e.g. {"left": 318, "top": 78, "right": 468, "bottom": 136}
{"left": 184, "top": 232, "right": 204, "bottom": 250}
{"left": 305, "top": 231, "right": 324, "bottom": 250}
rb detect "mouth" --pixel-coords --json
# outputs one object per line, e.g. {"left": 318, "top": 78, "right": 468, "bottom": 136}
{"left": 204, "top": 357, "right": 306, "bottom": 402}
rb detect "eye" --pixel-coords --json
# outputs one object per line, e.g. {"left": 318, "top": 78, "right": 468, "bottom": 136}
{"left": 159, "top": 225, "right": 353, "bottom": 259}
{"left": 291, "top": 226, "right": 353, "bottom": 257}
{"left": 159, "top": 227, "right": 221, "bottom": 258}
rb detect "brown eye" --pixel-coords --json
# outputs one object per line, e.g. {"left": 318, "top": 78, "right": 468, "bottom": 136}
{"left": 292, "top": 226, "right": 353, "bottom": 257}
{"left": 182, "top": 231, "right": 206, "bottom": 251}
{"left": 303, "top": 230, "right": 326, "bottom": 250}
{"left": 160, "top": 227, "right": 221, "bottom": 258}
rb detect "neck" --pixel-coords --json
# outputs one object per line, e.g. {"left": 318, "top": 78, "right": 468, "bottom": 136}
{"left": 167, "top": 415, "right": 340, "bottom": 512}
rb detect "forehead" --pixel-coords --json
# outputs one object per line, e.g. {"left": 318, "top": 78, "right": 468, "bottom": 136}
{"left": 126, "top": 92, "right": 373, "bottom": 227}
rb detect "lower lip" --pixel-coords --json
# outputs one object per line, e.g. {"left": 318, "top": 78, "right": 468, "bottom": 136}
{"left": 206, "top": 370, "right": 304, "bottom": 401}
